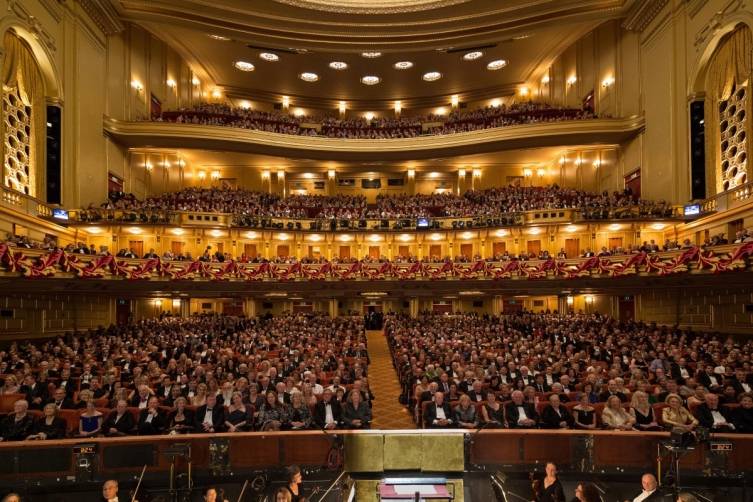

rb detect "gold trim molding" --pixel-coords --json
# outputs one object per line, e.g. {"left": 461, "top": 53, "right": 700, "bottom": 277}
{"left": 622, "top": 0, "right": 669, "bottom": 32}
{"left": 271, "top": 0, "right": 470, "bottom": 14}
{"left": 75, "top": 0, "right": 125, "bottom": 35}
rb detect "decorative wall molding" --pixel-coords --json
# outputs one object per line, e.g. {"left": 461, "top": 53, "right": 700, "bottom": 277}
{"left": 622, "top": 0, "right": 670, "bottom": 32}
{"left": 6, "top": 0, "right": 58, "bottom": 52}
{"left": 694, "top": 0, "right": 748, "bottom": 51}
{"left": 687, "top": 0, "right": 709, "bottom": 18}
{"left": 75, "top": 0, "right": 124, "bottom": 35}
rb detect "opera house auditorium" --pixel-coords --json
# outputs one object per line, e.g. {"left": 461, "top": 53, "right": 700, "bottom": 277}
{"left": 1, "top": 0, "right": 753, "bottom": 501}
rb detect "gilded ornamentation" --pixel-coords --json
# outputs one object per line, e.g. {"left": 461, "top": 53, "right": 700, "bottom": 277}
{"left": 271, "top": 0, "right": 470, "bottom": 14}
{"left": 694, "top": 0, "right": 747, "bottom": 50}
{"left": 2, "top": 87, "right": 33, "bottom": 196}
{"left": 719, "top": 83, "right": 748, "bottom": 191}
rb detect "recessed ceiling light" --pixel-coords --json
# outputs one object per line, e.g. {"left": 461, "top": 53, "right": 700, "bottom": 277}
{"left": 329, "top": 61, "right": 348, "bottom": 70}
{"left": 208, "top": 34, "right": 230, "bottom": 41}
{"left": 463, "top": 51, "right": 483, "bottom": 60}
{"left": 393, "top": 61, "right": 413, "bottom": 70}
{"left": 259, "top": 52, "right": 279, "bottom": 62}
{"left": 361, "top": 75, "right": 381, "bottom": 85}
{"left": 361, "top": 51, "right": 382, "bottom": 58}
{"left": 234, "top": 61, "right": 255, "bottom": 72}
{"left": 487, "top": 59, "right": 508, "bottom": 70}
{"left": 422, "top": 71, "right": 442, "bottom": 81}
{"left": 299, "top": 72, "right": 319, "bottom": 82}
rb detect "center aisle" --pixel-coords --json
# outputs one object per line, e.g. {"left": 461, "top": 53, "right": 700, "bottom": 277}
{"left": 366, "top": 330, "right": 416, "bottom": 429}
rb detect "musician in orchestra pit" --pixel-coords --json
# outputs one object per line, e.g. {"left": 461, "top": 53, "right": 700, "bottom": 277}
{"left": 279, "top": 465, "right": 306, "bottom": 502}
{"left": 102, "top": 480, "right": 118, "bottom": 502}
{"left": 204, "top": 487, "right": 229, "bottom": 502}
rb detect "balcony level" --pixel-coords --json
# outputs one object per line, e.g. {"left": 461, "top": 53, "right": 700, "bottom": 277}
{"left": 103, "top": 116, "right": 646, "bottom": 161}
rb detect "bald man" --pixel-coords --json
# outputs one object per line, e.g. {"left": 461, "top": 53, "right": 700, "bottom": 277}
{"left": 628, "top": 473, "right": 661, "bottom": 502}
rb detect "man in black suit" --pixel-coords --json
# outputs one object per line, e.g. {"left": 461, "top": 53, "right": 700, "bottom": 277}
{"left": 419, "top": 382, "right": 439, "bottom": 405}
{"left": 46, "top": 387, "right": 75, "bottom": 410}
{"left": 102, "top": 400, "right": 136, "bottom": 436}
{"left": 424, "top": 392, "right": 453, "bottom": 428}
{"left": 435, "top": 372, "right": 451, "bottom": 395}
{"left": 137, "top": 397, "right": 166, "bottom": 435}
{"left": 732, "top": 393, "right": 753, "bottom": 433}
{"left": 517, "top": 366, "right": 535, "bottom": 387}
{"left": 195, "top": 395, "right": 226, "bottom": 433}
{"left": 598, "top": 380, "right": 627, "bottom": 403}
{"left": 695, "top": 393, "right": 735, "bottom": 432}
{"left": 21, "top": 374, "right": 48, "bottom": 410}
{"left": 466, "top": 380, "right": 486, "bottom": 403}
{"left": 628, "top": 473, "right": 662, "bottom": 501}
{"left": 314, "top": 388, "right": 342, "bottom": 430}
{"left": 533, "top": 374, "right": 550, "bottom": 393}
{"left": 505, "top": 390, "right": 538, "bottom": 428}
{"left": 540, "top": 394, "right": 574, "bottom": 429}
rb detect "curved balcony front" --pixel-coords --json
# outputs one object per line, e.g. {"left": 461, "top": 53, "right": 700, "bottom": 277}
{"left": 103, "top": 116, "right": 646, "bottom": 161}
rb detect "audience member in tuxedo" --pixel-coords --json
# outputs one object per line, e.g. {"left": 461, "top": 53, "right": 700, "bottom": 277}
{"left": 731, "top": 369, "right": 753, "bottom": 395}
{"left": 533, "top": 375, "right": 550, "bottom": 393}
{"left": 342, "top": 389, "right": 371, "bottom": 429}
{"left": 195, "top": 394, "right": 226, "bottom": 433}
{"left": 694, "top": 392, "right": 735, "bottom": 432}
{"left": 0, "top": 400, "right": 34, "bottom": 441}
{"left": 138, "top": 396, "right": 166, "bottom": 435}
{"left": 481, "top": 391, "right": 505, "bottom": 428}
{"left": 20, "top": 374, "right": 47, "bottom": 410}
{"left": 436, "top": 373, "right": 452, "bottom": 394}
{"left": 732, "top": 393, "right": 753, "bottom": 433}
{"left": 130, "top": 384, "right": 152, "bottom": 409}
{"left": 453, "top": 394, "right": 478, "bottom": 428}
{"left": 424, "top": 391, "right": 454, "bottom": 428}
{"left": 630, "top": 391, "right": 662, "bottom": 431}
{"left": 102, "top": 400, "right": 135, "bottom": 436}
{"left": 167, "top": 397, "right": 195, "bottom": 434}
{"left": 314, "top": 388, "right": 342, "bottom": 430}
{"left": 696, "top": 365, "right": 722, "bottom": 391}
{"left": 46, "top": 387, "right": 75, "bottom": 410}
{"left": 598, "top": 380, "right": 628, "bottom": 403}
{"left": 541, "top": 394, "right": 574, "bottom": 429}
{"left": 626, "top": 473, "right": 661, "bottom": 502}
{"left": 506, "top": 390, "right": 538, "bottom": 428}
{"left": 27, "top": 403, "right": 66, "bottom": 440}
{"left": 534, "top": 462, "right": 566, "bottom": 502}
{"left": 466, "top": 380, "right": 486, "bottom": 403}
{"left": 572, "top": 393, "right": 596, "bottom": 430}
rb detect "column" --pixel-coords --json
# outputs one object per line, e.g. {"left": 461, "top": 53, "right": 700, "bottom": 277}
{"left": 409, "top": 297, "right": 420, "bottom": 318}
{"left": 179, "top": 298, "right": 190, "bottom": 318}
{"left": 242, "top": 298, "right": 256, "bottom": 318}
{"left": 557, "top": 295, "right": 570, "bottom": 314}
{"left": 492, "top": 296, "right": 504, "bottom": 316}
{"left": 328, "top": 298, "right": 338, "bottom": 318}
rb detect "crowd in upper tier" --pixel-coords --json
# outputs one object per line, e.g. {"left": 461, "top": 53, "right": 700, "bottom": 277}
{"left": 151, "top": 101, "right": 597, "bottom": 139}
{"left": 387, "top": 312, "right": 753, "bottom": 432}
{"left": 0, "top": 314, "right": 374, "bottom": 441}
{"left": 73, "top": 185, "right": 673, "bottom": 222}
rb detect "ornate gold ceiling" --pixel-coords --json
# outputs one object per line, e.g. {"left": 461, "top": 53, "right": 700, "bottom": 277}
{"left": 271, "top": 0, "right": 471, "bottom": 14}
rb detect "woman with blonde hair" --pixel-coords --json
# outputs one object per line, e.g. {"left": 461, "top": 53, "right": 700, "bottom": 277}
{"left": 601, "top": 395, "right": 635, "bottom": 430}
{"left": 629, "top": 390, "right": 661, "bottom": 431}
{"left": 662, "top": 394, "right": 698, "bottom": 432}
{"left": 0, "top": 375, "right": 20, "bottom": 395}
{"left": 191, "top": 383, "right": 208, "bottom": 407}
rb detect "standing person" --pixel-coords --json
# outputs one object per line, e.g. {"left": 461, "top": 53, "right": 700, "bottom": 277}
{"left": 535, "top": 462, "right": 566, "bottom": 502}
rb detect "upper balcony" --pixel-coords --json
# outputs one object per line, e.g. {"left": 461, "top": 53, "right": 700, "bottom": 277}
{"left": 103, "top": 115, "right": 645, "bottom": 161}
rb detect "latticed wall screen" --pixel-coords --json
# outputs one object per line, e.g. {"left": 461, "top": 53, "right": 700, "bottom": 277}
{"left": 719, "top": 83, "right": 748, "bottom": 191}
{"left": 2, "top": 86, "right": 33, "bottom": 195}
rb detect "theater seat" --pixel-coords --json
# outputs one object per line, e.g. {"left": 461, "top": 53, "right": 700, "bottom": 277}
{"left": 0, "top": 393, "right": 26, "bottom": 412}
{"left": 59, "top": 409, "right": 81, "bottom": 436}
{"left": 653, "top": 403, "right": 669, "bottom": 427}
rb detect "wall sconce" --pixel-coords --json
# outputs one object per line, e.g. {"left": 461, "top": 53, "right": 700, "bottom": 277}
{"left": 328, "top": 169, "right": 336, "bottom": 179}
{"left": 198, "top": 171, "right": 207, "bottom": 180}
{"left": 277, "top": 170, "right": 285, "bottom": 180}
{"left": 518, "top": 86, "right": 529, "bottom": 97}
{"left": 178, "top": 158, "right": 186, "bottom": 168}
{"left": 536, "top": 168, "right": 545, "bottom": 178}
{"left": 210, "top": 170, "right": 220, "bottom": 180}
{"left": 364, "top": 112, "right": 375, "bottom": 121}
{"left": 458, "top": 168, "right": 466, "bottom": 178}
{"left": 601, "top": 76, "right": 615, "bottom": 88}
{"left": 523, "top": 168, "right": 533, "bottom": 178}
{"left": 144, "top": 162, "right": 153, "bottom": 172}
{"left": 567, "top": 75, "right": 577, "bottom": 86}
{"left": 541, "top": 75, "right": 550, "bottom": 84}
{"left": 593, "top": 160, "right": 601, "bottom": 168}
{"left": 407, "top": 169, "right": 415, "bottom": 178}
{"left": 131, "top": 80, "right": 143, "bottom": 92}
{"left": 559, "top": 156, "right": 566, "bottom": 165}
{"left": 450, "top": 94, "right": 459, "bottom": 108}
{"left": 394, "top": 100, "right": 402, "bottom": 114}
{"left": 261, "top": 170, "right": 270, "bottom": 180}
{"left": 166, "top": 79, "right": 177, "bottom": 89}
{"left": 211, "top": 88, "right": 222, "bottom": 99}
{"left": 282, "top": 96, "right": 290, "bottom": 109}
{"left": 240, "top": 100, "right": 252, "bottom": 109}
{"left": 584, "top": 295, "right": 594, "bottom": 304}
{"left": 490, "top": 98, "right": 501, "bottom": 108}
{"left": 472, "top": 168, "right": 481, "bottom": 178}
{"left": 339, "top": 101, "right": 347, "bottom": 115}
{"left": 192, "top": 77, "right": 200, "bottom": 86}
{"left": 566, "top": 295, "right": 574, "bottom": 305}
{"left": 574, "top": 157, "right": 582, "bottom": 166}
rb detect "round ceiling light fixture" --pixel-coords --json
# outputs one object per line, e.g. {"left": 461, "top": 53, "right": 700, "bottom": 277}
{"left": 393, "top": 61, "right": 414, "bottom": 70}
{"left": 463, "top": 51, "right": 483, "bottom": 60}
{"left": 487, "top": 59, "right": 508, "bottom": 71}
{"left": 361, "top": 51, "right": 382, "bottom": 58}
{"left": 299, "top": 72, "right": 319, "bottom": 82}
{"left": 329, "top": 61, "right": 348, "bottom": 70}
{"left": 234, "top": 61, "right": 255, "bottom": 72}
{"left": 259, "top": 52, "right": 279, "bottom": 62}
{"left": 361, "top": 75, "right": 381, "bottom": 85}
{"left": 422, "top": 71, "right": 442, "bottom": 81}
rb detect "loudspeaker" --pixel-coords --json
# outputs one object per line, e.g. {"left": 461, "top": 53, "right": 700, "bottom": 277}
{"left": 46, "top": 105, "right": 62, "bottom": 204}
{"left": 690, "top": 100, "right": 706, "bottom": 199}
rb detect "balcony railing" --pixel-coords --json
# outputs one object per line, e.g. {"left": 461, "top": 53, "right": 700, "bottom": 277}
{"left": 0, "top": 185, "right": 54, "bottom": 219}
{"left": 700, "top": 180, "right": 753, "bottom": 214}
{"left": 1, "top": 243, "right": 750, "bottom": 282}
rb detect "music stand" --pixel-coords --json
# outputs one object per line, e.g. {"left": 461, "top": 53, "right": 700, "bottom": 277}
{"left": 163, "top": 443, "right": 192, "bottom": 502}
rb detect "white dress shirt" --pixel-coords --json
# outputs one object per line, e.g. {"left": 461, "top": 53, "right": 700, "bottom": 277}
{"left": 633, "top": 490, "right": 655, "bottom": 502}
{"left": 517, "top": 406, "right": 528, "bottom": 425}
{"left": 324, "top": 403, "right": 335, "bottom": 425}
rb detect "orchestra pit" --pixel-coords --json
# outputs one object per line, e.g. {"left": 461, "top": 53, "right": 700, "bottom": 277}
{"left": 2, "top": 0, "right": 753, "bottom": 501}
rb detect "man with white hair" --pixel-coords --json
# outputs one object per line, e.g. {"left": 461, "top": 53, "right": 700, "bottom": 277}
{"left": 304, "top": 371, "right": 323, "bottom": 395}
{"left": 102, "top": 479, "right": 119, "bottom": 502}
{"left": 0, "top": 400, "right": 33, "bottom": 441}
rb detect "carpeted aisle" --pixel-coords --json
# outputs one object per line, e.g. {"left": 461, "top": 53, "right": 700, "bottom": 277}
{"left": 366, "top": 330, "right": 416, "bottom": 429}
